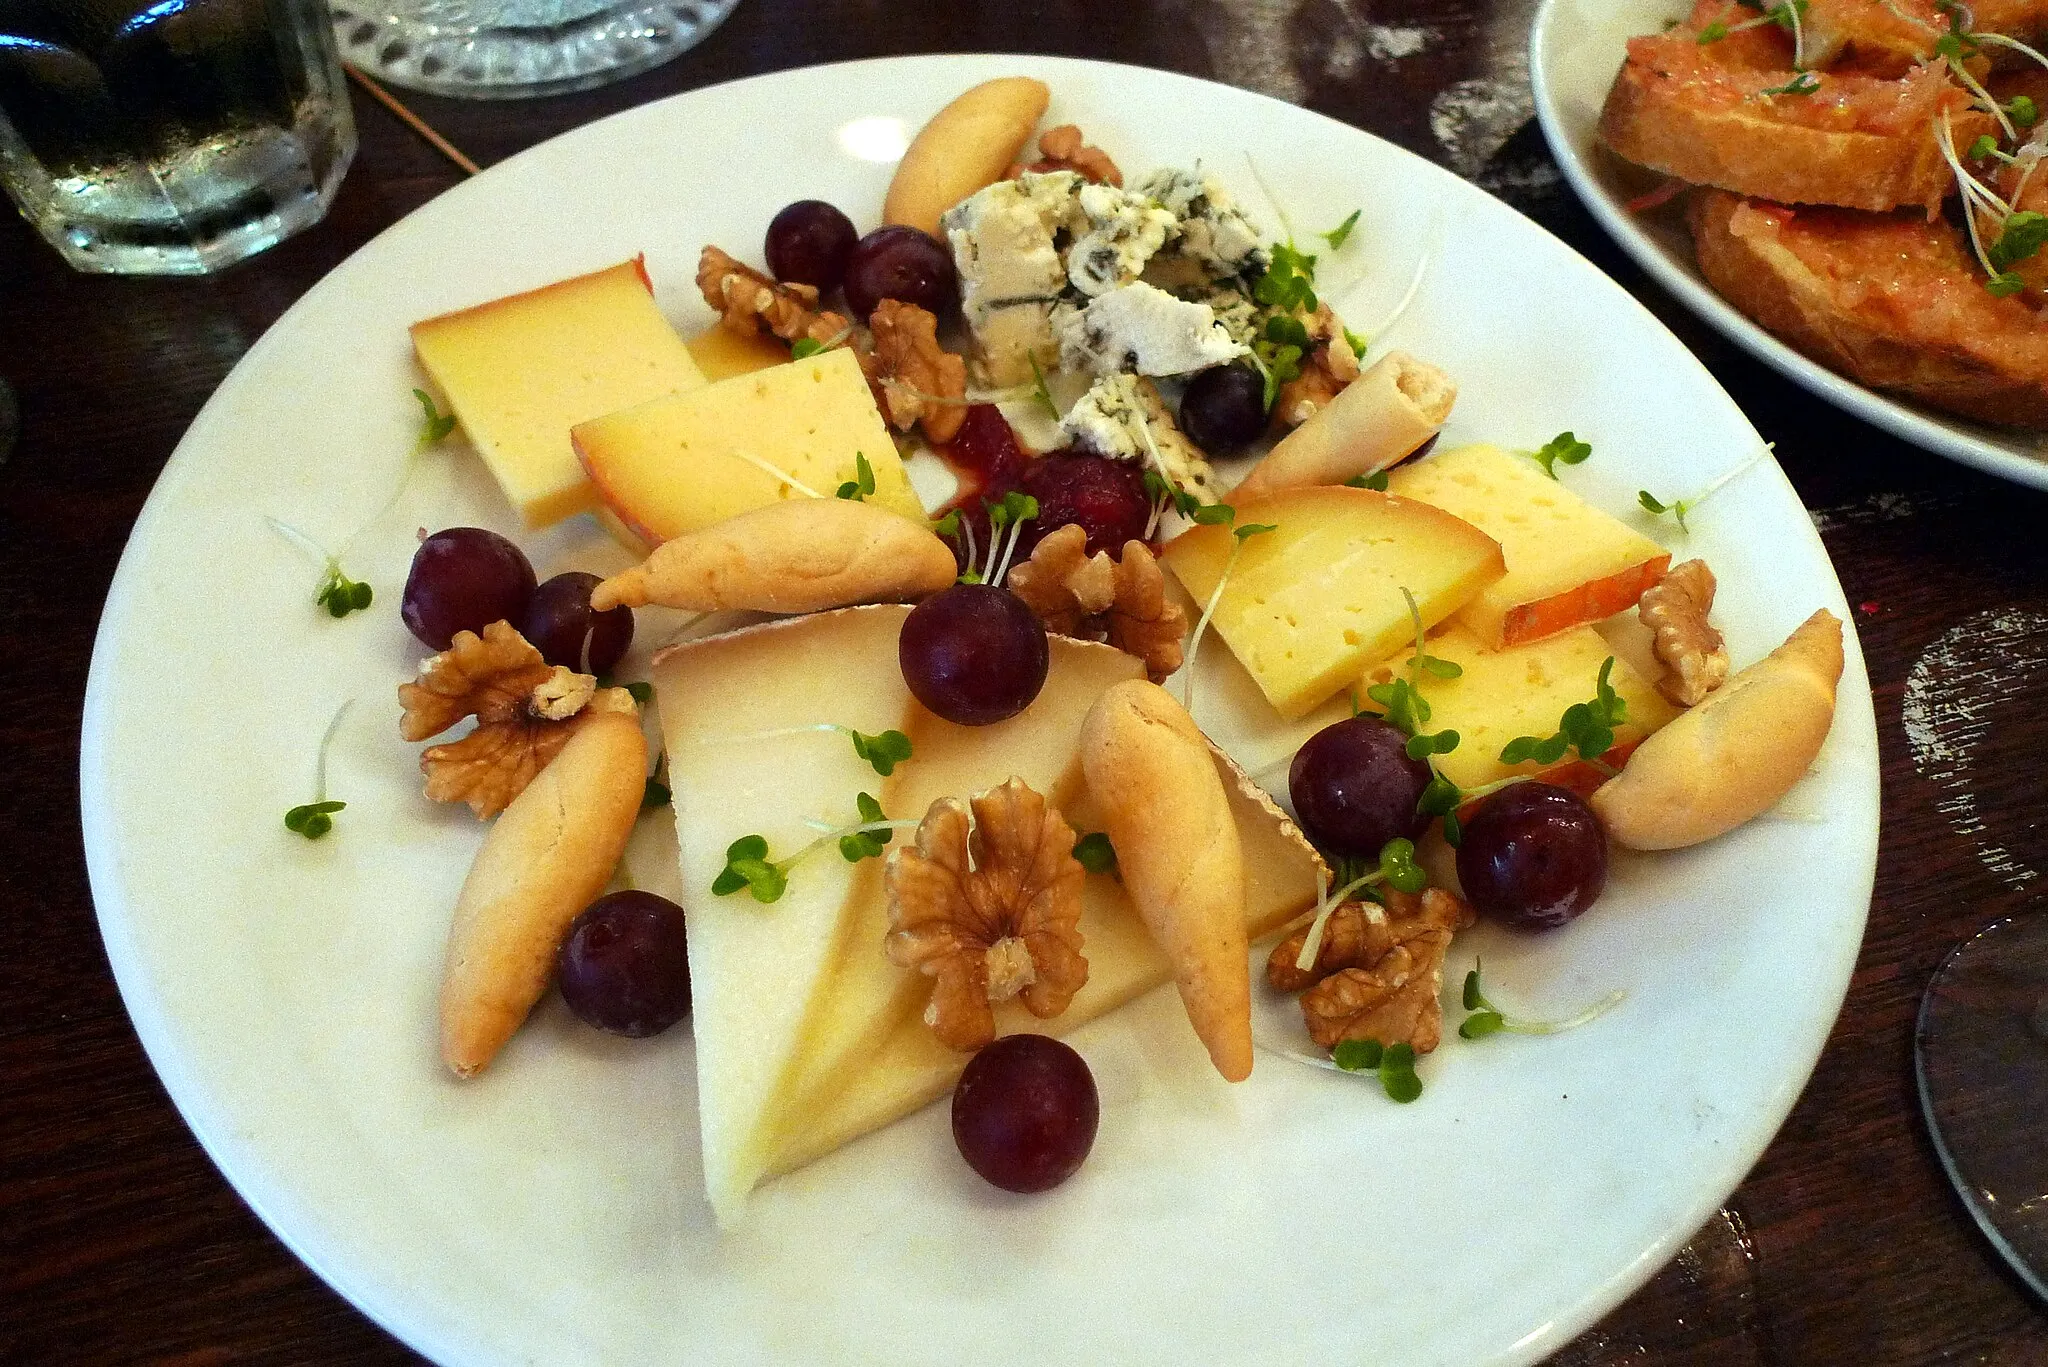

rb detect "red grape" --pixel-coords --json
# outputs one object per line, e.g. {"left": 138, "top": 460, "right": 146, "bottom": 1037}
{"left": 557, "top": 890, "right": 691, "bottom": 1037}
{"left": 1178, "top": 364, "right": 1267, "bottom": 455}
{"left": 899, "top": 584, "right": 1048, "bottom": 726}
{"left": 1016, "top": 452, "right": 1153, "bottom": 560}
{"left": 400, "top": 527, "right": 536, "bottom": 650}
{"left": 1289, "top": 716, "right": 1433, "bottom": 859}
{"left": 952, "top": 1034, "right": 1099, "bottom": 1193}
{"left": 1456, "top": 783, "right": 1608, "bottom": 931}
{"left": 764, "top": 199, "right": 858, "bottom": 294}
{"left": 843, "top": 225, "right": 957, "bottom": 320}
{"left": 520, "top": 571, "right": 633, "bottom": 675}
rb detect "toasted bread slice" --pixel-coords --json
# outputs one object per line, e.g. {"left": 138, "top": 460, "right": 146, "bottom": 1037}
{"left": 1796, "top": 0, "right": 2048, "bottom": 71}
{"left": 1600, "top": 27, "right": 1990, "bottom": 212}
{"left": 1690, "top": 188, "right": 2048, "bottom": 426}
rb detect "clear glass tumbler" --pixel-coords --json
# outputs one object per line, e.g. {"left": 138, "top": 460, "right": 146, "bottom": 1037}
{"left": 0, "top": 0, "right": 355, "bottom": 275}
{"left": 329, "top": 0, "right": 743, "bottom": 100}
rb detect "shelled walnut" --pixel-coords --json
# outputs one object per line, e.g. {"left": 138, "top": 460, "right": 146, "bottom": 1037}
{"left": 1006, "top": 124, "right": 1122, "bottom": 185}
{"left": 864, "top": 299, "right": 969, "bottom": 444}
{"left": 1639, "top": 559, "right": 1729, "bottom": 707}
{"left": 696, "top": 245, "right": 848, "bottom": 346}
{"left": 1005, "top": 525, "right": 1187, "bottom": 682}
{"left": 1267, "top": 887, "right": 1474, "bottom": 1054}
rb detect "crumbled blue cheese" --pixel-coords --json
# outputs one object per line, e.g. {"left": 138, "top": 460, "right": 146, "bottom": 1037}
{"left": 1196, "top": 286, "right": 1261, "bottom": 348}
{"left": 942, "top": 175, "right": 1075, "bottom": 387}
{"left": 1066, "top": 183, "right": 1177, "bottom": 296}
{"left": 1059, "top": 373, "right": 1219, "bottom": 499}
{"left": 1129, "top": 167, "right": 1268, "bottom": 281}
{"left": 1053, "top": 282, "right": 1248, "bottom": 378}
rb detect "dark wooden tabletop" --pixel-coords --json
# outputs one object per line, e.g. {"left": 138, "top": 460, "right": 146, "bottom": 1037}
{"left": 6, "top": 0, "right": 2048, "bottom": 1361}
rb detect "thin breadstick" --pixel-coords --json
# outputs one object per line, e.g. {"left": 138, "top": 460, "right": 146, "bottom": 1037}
{"left": 1232, "top": 352, "right": 1455, "bottom": 502}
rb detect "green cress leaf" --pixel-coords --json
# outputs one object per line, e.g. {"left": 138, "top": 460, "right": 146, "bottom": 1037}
{"left": 1988, "top": 271, "right": 2028, "bottom": 297}
{"left": 1418, "top": 773, "right": 1463, "bottom": 821}
{"left": 1264, "top": 314, "right": 1311, "bottom": 349}
{"left": 1969, "top": 133, "right": 2002, "bottom": 161}
{"left": 1459, "top": 958, "right": 1625, "bottom": 1038}
{"left": 1760, "top": 71, "right": 1822, "bottom": 96}
{"left": 283, "top": 799, "right": 346, "bottom": 839}
{"left": 623, "top": 680, "right": 654, "bottom": 705}
{"left": 1531, "top": 431, "right": 1592, "bottom": 478}
{"left": 1404, "top": 728, "right": 1460, "bottom": 762}
{"left": 1028, "top": 355, "right": 1060, "bottom": 420}
{"left": 1989, "top": 211, "right": 2048, "bottom": 272}
{"left": 411, "top": 388, "right": 457, "bottom": 449}
{"left": 1460, "top": 1009, "right": 1507, "bottom": 1039}
{"left": 2008, "top": 94, "right": 2040, "bottom": 127}
{"left": 1073, "top": 831, "right": 1118, "bottom": 875}
{"left": 835, "top": 451, "right": 877, "bottom": 501}
{"left": 1377, "top": 837, "right": 1427, "bottom": 895}
{"left": 1320, "top": 209, "right": 1362, "bottom": 250}
{"left": 1190, "top": 501, "right": 1237, "bottom": 526}
{"left": 1332, "top": 1038, "right": 1384, "bottom": 1071}
{"left": 1234, "top": 521, "right": 1278, "bottom": 542}
{"left": 847, "top": 727, "right": 913, "bottom": 777}
{"left": 1345, "top": 470, "right": 1390, "bottom": 491}
{"left": 713, "top": 834, "right": 786, "bottom": 902}
{"left": 837, "top": 792, "right": 895, "bottom": 862}
{"left": 1697, "top": 19, "right": 1729, "bottom": 41}
{"left": 1499, "top": 659, "right": 1625, "bottom": 765}
{"left": 791, "top": 337, "right": 826, "bottom": 360}
{"left": 933, "top": 509, "right": 962, "bottom": 541}
{"left": 1638, "top": 489, "right": 1671, "bottom": 516}
{"left": 1379, "top": 1042, "right": 1423, "bottom": 1102}
{"left": 315, "top": 566, "right": 373, "bottom": 619}
{"left": 1343, "top": 326, "right": 1370, "bottom": 357}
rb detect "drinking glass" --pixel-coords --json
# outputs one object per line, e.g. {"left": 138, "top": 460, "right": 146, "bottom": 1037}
{"left": 0, "top": 0, "right": 355, "bottom": 275}
{"left": 329, "top": 0, "right": 744, "bottom": 99}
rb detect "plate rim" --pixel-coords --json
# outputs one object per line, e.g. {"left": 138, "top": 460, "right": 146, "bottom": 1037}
{"left": 1527, "top": 0, "right": 2048, "bottom": 491}
{"left": 79, "top": 49, "right": 1881, "bottom": 1367}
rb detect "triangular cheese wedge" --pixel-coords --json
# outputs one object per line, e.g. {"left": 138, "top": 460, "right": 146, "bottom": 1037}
{"left": 653, "top": 604, "right": 1326, "bottom": 1226}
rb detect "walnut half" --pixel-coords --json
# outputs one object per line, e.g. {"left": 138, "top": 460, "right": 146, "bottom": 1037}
{"left": 863, "top": 298, "right": 969, "bottom": 444}
{"left": 884, "top": 778, "right": 1089, "bottom": 1052}
{"left": 1005, "top": 524, "right": 1187, "bottom": 682}
{"left": 398, "top": 621, "right": 636, "bottom": 819}
{"left": 696, "top": 245, "right": 847, "bottom": 346}
{"left": 1639, "top": 558, "right": 1729, "bottom": 707}
{"left": 1006, "top": 124, "right": 1122, "bottom": 185}
{"left": 1267, "top": 887, "right": 1475, "bottom": 1055}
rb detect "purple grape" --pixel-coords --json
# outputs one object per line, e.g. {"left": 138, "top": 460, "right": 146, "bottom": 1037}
{"left": 765, "top": 199, "right": 858, "bottom": 293}
{"left": 899, "top": 584, "right": 1049, "bottom": 726}
{"left": 1456, "top": 783, "right": 1608, "bottom": 931}
{"left": 557, "top": 891, "right": 691, "bottom": 1037}
{"left": 843, "top": 225, "right": 957, "bottom": 319}
{"left": 952, "top": 1034, "right": 1099, "bottom": 1193}
{"left": 1289, "top": 716, "right": 1434, "bottom": 859}
{"left": 1178, "top": 364, "right": 1267, "bottom": 455}
{"left": 520, "top": 571, "right": 633, "bottom": 675}
{"left": 400, "top": 527, "right": 536, "bottom": 650}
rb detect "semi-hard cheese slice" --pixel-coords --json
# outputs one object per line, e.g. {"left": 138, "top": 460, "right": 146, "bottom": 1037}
{"left": 1159, "top": 485, "right": 1506, "bottom": 721}
{"left": 410, "top": 257, "right": 706, "bottom": 528}
{"left": 651, "top": 607, "right": 915, "bottom": 1229}
{"left": 1383, "top": 444, "right": 1671, "bottom": 649}
{"left": 1360, "top": 624, "right": 1679, "bottom": 791}
{"left": 572, "top": 348, "right": 924, "bottom": 545}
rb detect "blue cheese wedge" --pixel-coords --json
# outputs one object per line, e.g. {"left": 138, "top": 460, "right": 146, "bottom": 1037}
{"left": 1130, "top": 167, "right": 1268, "bottom": 281}
{"left": 942, "top": 173, "right": 1077, "bottom": 387}
{"left": 1066, "top": 183, "right": 1177, "bottom": 296}
{"left": 1060, "top": 373, "right": 1220, "bottom": 499}
{"left": 1053, "top": 281, "right": 1248, "bottom": 378}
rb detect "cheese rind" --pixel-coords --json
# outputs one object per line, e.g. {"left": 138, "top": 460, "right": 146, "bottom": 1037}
{"left": 572, "top": 348, "right": 923, "bottom": 544}
{"left": 410, "top": 257, "right": 706, "bottom": 528}
{"left": 1382, "top": 444, "right": 1672, "bottom": 648}
{"left": 1160, "top": 485, "right": 1507, "bottom": 720}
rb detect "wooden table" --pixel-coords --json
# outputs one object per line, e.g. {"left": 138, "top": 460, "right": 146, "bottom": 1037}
{"left": 5, "top": 0, "right": 2047, "bottom": 1360}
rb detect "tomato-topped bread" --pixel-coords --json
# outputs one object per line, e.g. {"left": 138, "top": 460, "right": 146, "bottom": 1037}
{"left": 1689, "top": 188, "right": 2048, "bottom": 426}
{"left": 1599, "top": 15, "right": 1991, "bottom": 212}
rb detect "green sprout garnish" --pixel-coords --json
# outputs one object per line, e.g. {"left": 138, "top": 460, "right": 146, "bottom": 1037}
{"left": 982, "top": 489, "right": 1040, "bottom": 585}
{"left": 835, "top": 451, "right": 876, "bottom": 501}
{"left": 412, "top": 388, "right": 457, "bottom": 453}
{"left": 1361, "top": 588, "right": 1463, "bottom": 759}
{"left": 791, "top": 337, "right": 827, "bottom": 360}
{"left": 1292, "top": 837, "right": 1429, "bottom": 980}
{"left": 847, "top": 727, "right": 913, "bottom": 776}
{"left": 1636, "top": 488, "right": 1695, "bottom": 531}
{"left": 284, "top": 698, "right": 355, "bottom": 840}
{"left": 1344, "top": 470, "right": 1390, "bottom": 491}
{"left": 1319, "top": 209, "right": 1362, "bottom": 250}
{"left": 624, "top": 680, "right": 654, "bottom": 705}
{"left": 1253, "top": 242, "right": 1319, "bottom": 314}
{"left": 1499, "top": 657, "right": 1628, "bottom": 769}
{"left": 1989, "top": 210, "right": 2048, "bottom": 273}
{"left": 266, "top": 517, "right": 373, "bottom": 620}
{"left": 1460, "top": 958, "right": 1626, "bottom": 1040}
{"left": 1073, "top": 831, "right": 1117, "bottom": 875}
{"left": 1343, "top": 326, "right": 1370, "bottom": 357}
{"left": 1530, "top": 431, "right": 1592, "bottom": 478}
{"left": 1969, "top": 133, "right": 2003, "bottom": 161}
{"left": 1332, "top": 1038, "right": 1423, "bottom": 1102}
{"left": 1028, "top": 354, "right": 1060, "bottom": 420}
{"left": 712, "top": 793, "right": 914, "bottom": 903}
{"left": 1182, "top": 515, "right": 1276, "bottom": 718}
{"left": 2006, "top": 94, "right": 2039, "bottom": 127}
{"left": 1252, "top": 312, "right": 1310, "bottom": 411}
{"left": 1759, "top": 71, "right": 1822, "bottom": 96}
{"left": 1697, "top": 19, "right": 1729, "bottom": 41}
{"left": 1636, "top": 444, "right": 1772, "bottom": 536}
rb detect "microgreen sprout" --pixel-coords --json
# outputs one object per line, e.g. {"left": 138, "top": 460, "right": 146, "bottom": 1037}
{"left": 1332, "top": 1037, "right": 1423, "bottom": 1102}
{"left": 284, "top": 698, "right": 355, "bottom": 839}
{"left": 835, "top": 451, "right": 877, "bottom": 501}
{"left": 983, "top": 489, "right": 1040, "bottom": 586}
{"left": 623, "top": 680, "right": 654, "bottom": 705}
{"left": 1073, "top": 831, "right": 1118, "bottom": 875}
{"left": 412, "top": 388, "right": 457, "bottom": 453}
{"left": 1459, "top": 959, "right": 1627, "bottom": 1039}
{"left": 1252, "top": 312, "right": 1310, "bottom": 410}
{"left": 1182, "top": 512, "right": 1276, "bottom": 717}
{"left": 703, "top": 722, "right": 913, "bottom": 777}
{"left": 1499, "top": 657, "right": 1628, "bottom": 772}
{"left": 711, "top": 793, "right": 918, "bottom": 903}
{"left": 1253, "top": 242, "right": 1320, "bottom": 315}
{"left": 1530, "top": 431, "right": 1592, "bottom": 478}
{"left": 1344, "top": 470, "right": 1390, "bottom": 491}
{"left": 1293, "top": 837, "right": 1428, "bottom": 974}
{"left": 266, "top": 517, "right": 374, "bottom": 619}
{"left": 791, "top": 337, "right": 826, "bottom": 359}
{"left": 1361, "top": 588, "right": 1463, "bottom": 759}
{"left": 933, "top": 509, "right": 979, "bottom": 582}
{"left": 1759, "top": 70, "right": 1822, "bottom": 96}
{"left": 1319, "top": 208, "right": 1362, "bottom": 250}
{"left": 1028, "top": 354, "right": 1061, "bottom": 421}
{"left": 1636, "top": 443, "right": 1773, "bottom": 534}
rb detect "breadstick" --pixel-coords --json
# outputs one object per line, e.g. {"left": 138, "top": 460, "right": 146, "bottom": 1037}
{"left": 1232, "top": 352, "right": 1455, "bottom": 503}
{"left": 440, "top": 709, "right": 647, "bottom": 1077}
{"left": 883, "top": 77, "right": 1050, "bottom": 237}
{"left": 1590, "top": 609, "right": 1843, "bottom": 850}
{"left": 591, "top": 498, "right": 957, "bottom": 614}
{"left": 1080, "top": 680, "right": 1252, "bottom": 1082}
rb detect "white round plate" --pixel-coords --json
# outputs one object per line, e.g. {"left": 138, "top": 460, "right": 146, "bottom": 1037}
{"left": 1530, "top": 0, "right": 2048, "bottom": 489}
{"left": 80, "top": 54, "right": 1879, "bottom": 1367}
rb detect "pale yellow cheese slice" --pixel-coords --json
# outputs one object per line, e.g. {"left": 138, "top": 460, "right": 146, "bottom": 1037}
{"left": 410, "top": 257, "right": 706, "bottom": 528}
{"left": 1159, "top": 485, "right": 1505, "bottom": 721}
{"left": 1360, "top": 624, "right": 1679, "bottom": 791}
{"left": 684, "top": 324, "right": 791, "bottom": 382}
{"left": 571, "top": 348, "right": 923, "bottom": 545}
{"left": 1382, "top": 444, "right": 1671, "bottom": 649}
